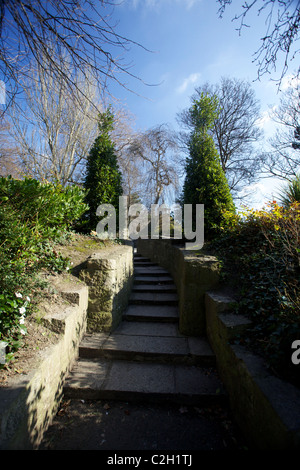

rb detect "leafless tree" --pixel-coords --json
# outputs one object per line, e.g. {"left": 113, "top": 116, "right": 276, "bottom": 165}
{"left": 128, "top": 124, "right": 182, "bottom": 206}
{"left": 8, "top": 54, "right": 100, "bottom": 185}
{"left": 261, "top": 78, "right": 300, "bottom": 180}
{"left": 217, "top": 0, "right": 300, "bottom": 85}
{"left": 178, "top": 77, "right": 263, "bottom": 198}
{"left": 0, "top": 117, "right": 20, "bottom": 177}
{"left": 0, "top": 0, "right": 148, "bottom": 110}
{"left": 117, "top": 142, "right": 143, "bottom": 201}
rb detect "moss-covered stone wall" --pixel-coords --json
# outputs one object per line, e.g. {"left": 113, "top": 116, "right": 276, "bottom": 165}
{"left": 79, "top": 243, "right": 134, "bottom": 332}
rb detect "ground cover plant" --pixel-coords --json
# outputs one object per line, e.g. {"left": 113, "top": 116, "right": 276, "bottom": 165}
{"left": 209, "top": 201, "right": 300, "bottom": 388}
{"left": 0, "top": 176, "right": 88, "bottom": 364}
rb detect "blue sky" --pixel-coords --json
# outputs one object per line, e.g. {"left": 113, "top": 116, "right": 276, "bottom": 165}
{"left": 106, "top": 0, "right": 297, "bottom": 208}
{"left": 109, "top": 0, "right": 281, "bottom": 130}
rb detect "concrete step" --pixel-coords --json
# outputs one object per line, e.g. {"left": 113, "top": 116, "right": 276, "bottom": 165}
{"left": 79, "top": 325, "right": 216, "bottom": 366}
{"left": 132, "top": 284, "right": 177, "bottom": 293}
{"left": 129, "top": 292, "right": 178, "bottom": 305}
{"left": 134, "top": 267, "right": 171, "bottom": 276}
{"left": 113, "top": 320, "right": 180, "bottom": 337}
{"left": 134, "top": 275, "right": 174, "bottom": 285}
{"left": 62, "top": 254, "right": 227, "bottom": 408}
{"left": 134, "top": 260, "right": 157, "bottom": 266}
{"left": 63, "top": 358, "right": 226, "bottom": 405}
{"left": 123, "top": 304, "right": 179, "bottom": 322}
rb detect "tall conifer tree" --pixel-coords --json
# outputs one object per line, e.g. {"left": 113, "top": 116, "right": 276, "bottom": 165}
{"left": 183, "top": 93, "right": 235, "bottom": 238}
{"left": 84, "top": 108, "right": 122, "bottom": 232}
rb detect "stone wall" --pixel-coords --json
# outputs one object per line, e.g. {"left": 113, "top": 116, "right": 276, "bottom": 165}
{"left": 78, "top": 243, "right": 134, "bottom": 332}
{"left": 0, "top": 242, "right": 134, "bottom": 449}
{"left": 0, "top": 281, "right": 88, "bottom": 450}
{"left": 136, "top": 239, "right": 219, "bottom": 336}
{"left": 205, "top": 289, "right": 300, "bottom": 450}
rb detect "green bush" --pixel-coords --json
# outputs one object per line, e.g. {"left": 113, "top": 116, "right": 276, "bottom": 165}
{"left": 210, "top": 201, "right": 300, "bottom": 387}
{"left": 0, "top": 176, "right": 88, "bottom": 362}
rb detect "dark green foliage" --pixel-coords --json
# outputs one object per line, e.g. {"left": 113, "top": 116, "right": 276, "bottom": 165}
{"left": 83, "top": 109, "right": 123, "bottom": 232}
{"left": 182, "top": 93, "right": 235, "bottom": 238}
{"left": 0, "top": 176, "right": 88, "bottom": 360}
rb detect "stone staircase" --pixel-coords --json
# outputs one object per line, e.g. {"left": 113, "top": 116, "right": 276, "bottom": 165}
{"left": 63, "top": 252, "right": 226, "bottom": 405}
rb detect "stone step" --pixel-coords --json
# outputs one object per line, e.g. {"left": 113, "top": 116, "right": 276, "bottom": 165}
{"left": 132, "top": 284, "right": 177, "bottom": 293}
{"left": 134, "top": 267, "right": 171, "bottom": 276}
{"left": 63, "top": 358, "right": 226, "bottom": 405}
{"left": 129, "top": 292, "right": 178, "bottom": 305}
{"left": 62, "top": 253, "right": 227, "bottom": 409}
{"left": 134, "top": 260, "right": 157, "bottom": 266}
{"left": 134, "top": 275, "right": 174, "bottom": 285}
{"left": 113, "top": 320, "right": 180, "bottom": 337}
{"left": 79, "top": 325, "right": 216, "bottom": 366}
{"left": 123, "top": 304, "right": 179, "bottom": 322}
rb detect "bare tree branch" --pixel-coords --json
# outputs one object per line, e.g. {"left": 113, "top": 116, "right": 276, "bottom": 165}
{"left": 177, "top": 77, "right": 263, "bottom": 199}
{"left": 0, "top": 116, "right": 20, "bottom": 177}
{"left": 261, "top": 78, "right": 300, "bottom": 180}
{"left": 0, "top": 0, "right": 151, "bottom": 110}
{"left": 7, "top": 52, "right": 101, "bottom": 185}
{"left": 217, "top": 0, "right": 300, "bottom": 85}
{"left": 128, "top": 124, "right": 183, "bottom": 206}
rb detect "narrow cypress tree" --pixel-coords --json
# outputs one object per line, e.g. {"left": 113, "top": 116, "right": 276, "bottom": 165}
{"left": 84, "top": 108, "right": 122, "bottom": 232}
{"left": 183, "top": 93, "right": 235, "bottom": 239}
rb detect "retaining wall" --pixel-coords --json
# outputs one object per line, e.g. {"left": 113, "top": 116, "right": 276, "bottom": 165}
{"left": 79, "top": 243, "right": 134, "bottom": 332}
{"left": 0, "top": 281, "right": 88, "bottom": 450}
{"left": 0, "top": 243, "right": 133, "bottom": 449}
{"left": 137, "top": 239, "right": 300, "bottom": 448}
{"left": 205, "top": 289, "right": 300, "bottom": 450}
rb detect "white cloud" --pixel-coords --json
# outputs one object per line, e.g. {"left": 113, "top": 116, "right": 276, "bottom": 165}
{"left": 237, "top": 177, "right": 283, "bottom": 210}
{"left": 256, "top": 105, "right": 278, "bottom": 139}
{"left": 176, "top": 72, "right": 201, "bottom": 94}
{"left": 129, "top": 0, "right": 201, "bottom": 10}
{"left": 257, "top": 106, "right": 276, "bottom": 129}
{"left": 280, "top": 74, "right": 300, "bottom": 91}
{"left": 182, "top": 0, "right": 199, "bottom": 9}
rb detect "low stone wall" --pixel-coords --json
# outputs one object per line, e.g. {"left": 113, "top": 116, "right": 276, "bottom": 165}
{"left": 79, "top": 243, "right": 134, "bottom": 332}
{"left": 0, "top": 282, "right": 88, "bottom": 450}
{"left": 136, "top": 239, "right": 219, "bottom": 336}
{"left": 205, "top": 289, "right": 300, "bottom": 449}
{"left": 0, "top": 242, "right": 134, "bottom": 449}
